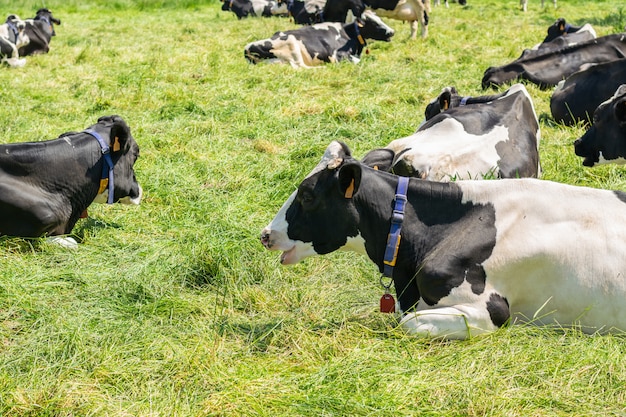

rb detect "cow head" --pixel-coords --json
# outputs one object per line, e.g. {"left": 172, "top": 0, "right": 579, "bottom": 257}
{"left": 424, "top": 86, "right": 458, "bottom": 120}
{"left": 261, "top": 141, "right": 363, "bottom": 265}
{"left": 357, "top": 10, "right": 394, "bottom": 42}
{"left": 574, "top": 85, "right": 626, "bottom": 167}
{"left": 34, "top": 8, "right": 61, "bottom": 36}
{"left": 87, "top": 115, "right": 142, "bottom": 205}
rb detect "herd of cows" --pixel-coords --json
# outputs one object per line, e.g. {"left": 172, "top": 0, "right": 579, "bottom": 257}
{"left": 255, "top": 4, "right": 626, "bottom": 338}
{"left": 3, "top": 4, "right": 626, "bottom": 340}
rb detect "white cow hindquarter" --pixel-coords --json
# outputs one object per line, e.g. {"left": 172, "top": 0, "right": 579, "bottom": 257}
{"left": 388, "top": 120, "right": 508, "bottom": 181}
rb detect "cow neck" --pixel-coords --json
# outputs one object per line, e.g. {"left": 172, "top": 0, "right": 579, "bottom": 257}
{"left": 382, "top": 176, "right": 409, "bottom": 278}
{"left": 83, "top": 129, "right": 115, "bottom": 204}
{"left": 346, "top": 20, "right": 367, "bottom": 54}
{"left": 6, "top": 19, "right": 19, "bottom": 43}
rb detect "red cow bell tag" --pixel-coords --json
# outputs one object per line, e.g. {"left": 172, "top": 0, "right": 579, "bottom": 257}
{"left": 380, "top": 292, "right": 395, "bottom": 313}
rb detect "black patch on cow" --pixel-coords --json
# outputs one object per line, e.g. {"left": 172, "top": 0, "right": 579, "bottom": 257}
{"left": 366, "top": 0, "right": 400, "bottom": 9}
{"left": 486, "top": 293, "right": 510, "bottom": 328}
{"left": 613, "top": 190, "right": 626, "bottom": 205}
{"left": 365, "top": 180, "right": 499, "bottom": 311}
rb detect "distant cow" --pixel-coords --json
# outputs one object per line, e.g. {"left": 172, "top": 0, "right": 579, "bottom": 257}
{"left": 222, "top": 0, "right": 287, "bottom": 18}
{"left": 319, "top": 0, "right": 430, "bottom": 39}
{"left": 551, "top": 59, "right": 626, "bottom": 126}
{"left": 541, "top": 18, "right": 595, "bottom": 45}
{"left": 521, "top": 0, "right": 556, "bottom": 12}
{"left": 574, "top": 84, "right": 626, "bottom": 166}
{"left": 362, "top": 84, "right": 540, "bottom": 181}
{"left": 365, "top": 0, "right": 430, "bottom": 39}
{"left": 244, "top": 10, "right": 394, "bottom": 68}
{"left": 482, "top": 34, "right": 626, "bottom": 90}
{"left": 18, "top": 8, "right": 61, "bottom": 56}
{"left": 261, "top": 141, "right": 626, "bottom": 339}
{"left": 0, "top": 15, "right": 28, "bottom": 67}
{"left": 0, "top": 115, "right": 142, "bottom": 248}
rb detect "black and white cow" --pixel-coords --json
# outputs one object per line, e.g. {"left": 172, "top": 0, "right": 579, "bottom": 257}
{"left": 18, "top": 8, "right": 61, "bottom": 56}
{"left": 423, "top": 85, "right": 515, "bottom": 121}
{"left": 551, "top": 59, "right": 626, "bottom": 126}
{"left": 574, "top": 84, "right": 626, "bottom": 166}
{"left": 222, "top": 0, "right": 287, "bottom": 18}
{"left": 0, "top": 115, "right": 142, "bottom": 248}
{"left": 0, "top": 15, "right": 28, "bottom": 67}
{"left": 261, "top": 141, "right": 626, "bottom": 339}
{"left": 244, "top": 10, "right": 394, "bottom": 68}
{"left": 363, "top": 84, "right": 541, "bottom": 180}
{"left": 364, "top": 0, "right": 430, "bottom": 40}
{"left": 521, "top": 0, "right": 556, "bottom": 12}
{"left": 482, "top": 33, "right": 626, "bottom": 90}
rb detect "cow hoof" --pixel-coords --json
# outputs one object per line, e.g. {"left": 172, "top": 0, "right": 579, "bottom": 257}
{"left": 46, "top": 236, "right": 78, "bottom": 249}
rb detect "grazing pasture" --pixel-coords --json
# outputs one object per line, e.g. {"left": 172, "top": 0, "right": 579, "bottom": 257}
{"left": 0, "top": 0, "right": 625, "bottom": 415}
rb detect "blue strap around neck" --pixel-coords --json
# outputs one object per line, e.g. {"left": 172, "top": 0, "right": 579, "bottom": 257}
{"left": 382, "top": 176, "right": 409, "bottom": 277}
{"left": 84, "top": 129, "right": 115, "bottom": 204}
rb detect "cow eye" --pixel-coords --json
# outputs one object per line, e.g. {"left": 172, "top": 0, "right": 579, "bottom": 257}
{"left": 299, "top": 191, "right": 314, "bottom": 206}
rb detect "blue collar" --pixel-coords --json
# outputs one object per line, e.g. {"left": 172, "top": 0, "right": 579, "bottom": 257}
{"left": 84, "top": 129, "right": 115, "bottom": 204}
{"left": 6, "top": 19, "right": 19, "bottom": 43}
{"left": 382, "top": 176, "right": 409, "bottom": 277}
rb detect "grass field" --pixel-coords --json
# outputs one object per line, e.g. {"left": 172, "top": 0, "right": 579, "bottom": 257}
{"left": 0, "top": 0, "right": 626, "bottom": 415}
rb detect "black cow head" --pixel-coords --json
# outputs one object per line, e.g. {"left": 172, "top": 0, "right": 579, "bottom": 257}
{"left": 357, "top": 10, "right": 394, "bottom": 42}
{"left": 574, "top": 85, "right": 626, "bottom": 167}
{"left": 34, "top": 8, "right": 61, "bottom": 36}
{"left": 87, "top": 115, "right": 142, "bottom": 205}
{"left": 424, "top": 87, "right": 458, "bottom": 120}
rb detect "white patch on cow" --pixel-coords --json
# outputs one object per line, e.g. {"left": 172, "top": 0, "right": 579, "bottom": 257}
{"left": 46, "top": 236, "right": 78, "bottom": 249}
{"left": 597, "top": 154, "right": 626, "bottom": 165}
{"left": 388, "top": 120, "right": 508, "bottom": 181}
{"left": 367, "top": 0, "right": 427, "bottom": 39}
{"left": 399, "top": 276, "right": 501, "bottom": 339}
{"left": 266, "top": 28, "right": 340, "bottom": 68}
{"left": 458, "top": 178, "right": 626, "bottom": 332}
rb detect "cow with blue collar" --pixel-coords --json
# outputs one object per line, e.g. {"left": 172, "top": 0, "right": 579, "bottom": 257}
{"left": 0, "top": 115, "right": 142, "bottom": 248}
{"left": 0, "top": 15, "right": 28, "bottom": 67}
{"left": 18, "top": 8, "right": 61, "bottom": 56}
{"left": 261, "top": 141, "right": 626, "bottom": 339}
{"left": 244, "top": 10, "right": 394, "bottom": 68}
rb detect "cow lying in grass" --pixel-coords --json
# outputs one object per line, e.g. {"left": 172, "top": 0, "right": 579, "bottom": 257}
{"left": 261, "top": 141, "right": 626, "bottom": 339}
{"left": 244, "top": 10, "right": 394, "bottom": 68}
{"left": 0, "top": 15, "right": 28, "bottom": 67}
{"left": 0, "top": 115, "right": 142, "bottom": 248}
{"left": 18, "top": 8, "right": 61, "bottom": 56}
{"left": 361, "top": 84, "right": 541, "bottom": 181}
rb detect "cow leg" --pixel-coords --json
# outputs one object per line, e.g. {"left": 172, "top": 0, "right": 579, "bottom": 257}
{"left": 399, "top": 304, "right": 502, "bottom": 339}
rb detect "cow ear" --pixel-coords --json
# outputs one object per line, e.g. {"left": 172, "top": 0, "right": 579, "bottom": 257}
{"left": 615, "top": 98, "right": 626, "bottom": 123}
{"left": 338, "top": 163, "right": 362, "bottom": 199}
{"left": 109, "top": 118, "right": 132, "bottom": 154}
{"left": 439, "top": 90, "right": 452, "bottom": 111}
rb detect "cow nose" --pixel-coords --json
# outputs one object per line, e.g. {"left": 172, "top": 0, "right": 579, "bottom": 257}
{"left": 260, "top": 230, "right": 271, "bottom": 248}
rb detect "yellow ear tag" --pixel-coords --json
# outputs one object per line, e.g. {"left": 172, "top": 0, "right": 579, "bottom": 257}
{"left": 443, "top": 99, "right": 449, "bottom": 110}
{"left": 344, "top": 178, "right": 355, "bottom": 198}
{"left": 98, "top": 178, "right": 109, "bottom": 194}
{"left": 113, "top": 137, "right": 121, "bottom": 152}
{"left": 374, "top": 166, "right": 379, "bottom": 170}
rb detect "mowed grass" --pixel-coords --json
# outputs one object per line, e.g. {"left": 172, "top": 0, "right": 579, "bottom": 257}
{"left": 0, "top": 0, "right": 626, "bottom": 415}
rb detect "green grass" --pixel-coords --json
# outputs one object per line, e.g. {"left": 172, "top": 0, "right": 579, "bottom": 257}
{"left": 0, "top": 0, "right": 626, "bottom": 415}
